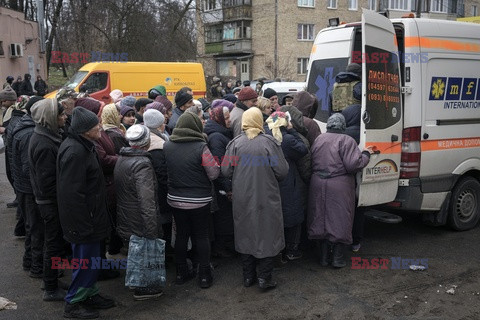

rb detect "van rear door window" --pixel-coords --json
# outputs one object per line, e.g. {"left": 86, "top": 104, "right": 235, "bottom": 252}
{"left": 364, "top": 45, "right": 401, "bottom": 129}
{"left": 307, "top": 58, "right": 349, "bottom": 123}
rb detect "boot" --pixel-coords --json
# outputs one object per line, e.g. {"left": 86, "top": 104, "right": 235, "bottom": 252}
{"left": 319, "top": 240, "right": 331, "bottom": 267}
{"left": 175, "top": 264, "right": 195, "bottom": 285}
{"left": 332, "top": 243, "right": 346, "bottom": 268}
{"left": 198, "top": 266, "right": 213, "bottom": 289}
{"left": 258, "top": 277, "right": 277, "bottom": 290}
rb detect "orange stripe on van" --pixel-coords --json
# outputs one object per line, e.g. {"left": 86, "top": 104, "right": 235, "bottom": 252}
{"left": 365, "top": 142, "right": 402, "bottom": 154}
{"left": 421, "top": 137, "right": 480, "bottom": 151}
{"left": 404, "top": 36, "right": 480, "bottom": 52}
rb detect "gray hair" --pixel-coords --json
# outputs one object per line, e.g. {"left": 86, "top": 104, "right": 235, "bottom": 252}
{"left": 326, "top": 113, "right": 346, "bottom": 132}
{"left": 186, "top": 105, "right": 203, "bottom": 117}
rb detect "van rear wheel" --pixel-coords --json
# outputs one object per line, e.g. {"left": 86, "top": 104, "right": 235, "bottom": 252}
{"left": 448, "top": 176, "right": 480, "bottom": 231}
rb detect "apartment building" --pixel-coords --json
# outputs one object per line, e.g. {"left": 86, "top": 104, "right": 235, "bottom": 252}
{"left": 196, "top": 0, "right": 480, "bottom": 82}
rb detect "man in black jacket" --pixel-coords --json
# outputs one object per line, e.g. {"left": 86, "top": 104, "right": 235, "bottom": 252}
{"left": 19, "top": 74, "right": 35, "bottom": 96}
{"left": 29, "top": 98, "right": 67, "bottom": 301}
{"left": 57, "top": 107, "right": 115, "bottom": 318}
{"left": 11, "top": 99, "right": 44, "bottom": 278}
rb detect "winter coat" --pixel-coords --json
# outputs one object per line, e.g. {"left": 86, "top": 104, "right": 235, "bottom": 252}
{"left": 342, "top": 104, "right": 361, "bottom": 144}
{"left": 29, "top": 124, "right": 63, "bottom": 204}
{"left": 266, "top": 127, "right": 308, "bottom": 228}
{"left": 148, "top": 131, "right": 170, "bottom": 224}
{"left": 94, "top": 129, "right": 118, "bottom": 216}
{"left": 19, "top": 79, "right": 34, "bottom": 96}
{"left": 5, "top": 109, "right": 26, "bottom": 175}
{"left": 167, "top": 107, "right": 184, "bottom": 132}
{"left": 105, "top": 127, "right": 129, "bottom": 154}
{"left": 11, "top": 114, "right": 35, "bottom": 194}
{"left": 57, "top": 130, "right": 110, "bottom": 244}
{"left": 222, "top": 133, "right": 289, "bottom": 258}
{"left": 307, "top": 132, "right": 370, "bottom": 244}
{"left": 293, "top": 91, "right": 321, "bottom": 146}
{"left": 280, "top": 105, "right": 312, "bottom": 184}
{"left": 230, "top": 101, "right": 248, "bottom": 137}
{"left": 11, "top": 81, "right": 21, "bottom": 96}
{"left": 114, "top": 147, "right": 160, "bottom": 241}
{"left": 204, "top": 119, "right": 233, "bottom": 192}
{"left": 94, "top": 129, "right": 118, "bottom": 179}
{"left": 34, "top": 80, "right": 48, "bottom": 96}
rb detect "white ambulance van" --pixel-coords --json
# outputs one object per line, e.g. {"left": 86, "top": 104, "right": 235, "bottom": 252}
{"left": 306, "top": 10, "right": 480, "bottom": 230}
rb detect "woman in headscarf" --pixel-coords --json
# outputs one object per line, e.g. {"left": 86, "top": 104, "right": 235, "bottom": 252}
{"left": 164, "top": 112, "right": 219, "bottom": 289}
{"left": 222, "top": 108, "right": 288, "bottom": 290}
{"left": 204, "top": 105, "right": 234, "bottom": 258}
{"left": 307, "top": 113, "right": 372, "bottom": 268}
{"left": 94, "top": 104, "right": 124, "bottom": 263}
{"left": 265, "top": 111, "right": 308, "bottom": 261}
{"left": 102, "top": 103, "right": 129, "bottom": 153}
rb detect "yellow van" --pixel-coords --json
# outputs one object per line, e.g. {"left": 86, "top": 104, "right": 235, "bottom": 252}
{"left": 46, "top": 62, "right": 206, "bottom": 104}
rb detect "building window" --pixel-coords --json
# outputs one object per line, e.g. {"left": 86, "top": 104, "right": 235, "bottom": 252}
{"left": 298, "top": 0, "right": 315, "bottom": 7}
{"left": 297, "top": 58, "right": 309, "bottom": 74}
{"left": 204, "top": 0, "right": 218, "bottom": 11}
{"left": 0, "top": 41, "right": 4, "bottom": 56}
{"left": 297, "top": 24, "right": 314, "bottom": 41}
{"left": 348, "top": 0, "right": 358, "bottom": 9}
{"left": 223, "top": 21, "right": 251, "bottom": 40}
{"left": 431, "top": 0, "right": 447, "bottom": 12}
{"left": 205, "top": 25, "right": 223, "bottom": 43}
{"left": 472, "top": 5, "right": 478, "bottom": 15}
{"left": 327, "top": 0, "right": 337, "bottom": 8}
{"left": 368, "top": 0, "right": 377, "bottom": 10}
{"left": 224, "top": 0, "right": 251, "bottom": 6}
{"left": 389, "top": 0, "right": 414, "bottom": 10}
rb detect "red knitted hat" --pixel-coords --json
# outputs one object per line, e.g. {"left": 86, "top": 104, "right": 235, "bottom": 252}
{"left": 237, "top": 87, "right": 258, "bottom": 101}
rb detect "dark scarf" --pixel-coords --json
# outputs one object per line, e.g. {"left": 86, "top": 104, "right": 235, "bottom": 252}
{"left": 170, "top": 112, "right": 206, "bottom": 143}
{"left": 235, "top": 100, "right": 249, "bottom": 112}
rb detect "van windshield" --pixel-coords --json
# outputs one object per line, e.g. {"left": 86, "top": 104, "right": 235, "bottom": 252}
{"left": 63, "top": 71, "right": 88, "bottom": 89}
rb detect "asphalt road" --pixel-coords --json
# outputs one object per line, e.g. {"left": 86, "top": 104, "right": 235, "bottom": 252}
{"left": 0, "top": 152, "right": 479, "bottom": 319}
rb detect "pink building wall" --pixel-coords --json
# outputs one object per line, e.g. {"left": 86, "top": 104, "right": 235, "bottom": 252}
{"left": 0, "top": 7, "right": 46, "bottom": 86}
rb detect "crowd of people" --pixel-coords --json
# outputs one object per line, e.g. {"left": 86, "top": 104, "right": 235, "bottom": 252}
{"left": 0, "top": 64, "right": 372, "bottom": 319}
{"left": 3, "top": 74, "right": 48, "bottom": 97}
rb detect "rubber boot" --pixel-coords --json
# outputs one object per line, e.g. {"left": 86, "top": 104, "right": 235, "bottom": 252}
{"left": 332, "top": 243, "right": 346, "bottom": 268}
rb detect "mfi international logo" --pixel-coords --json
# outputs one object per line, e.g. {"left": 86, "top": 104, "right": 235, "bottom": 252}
{"left": 429, "top": 77, "right": 480, "bottom": 101}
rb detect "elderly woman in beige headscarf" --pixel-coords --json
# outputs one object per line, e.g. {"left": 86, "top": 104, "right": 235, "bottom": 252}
{"left": 101, "top": 103, "right": 129, "bottom": 153}
{"left": 222, "top": 107, "right": 288, "bottom": 290}
{"left": 265, "top": 111, "right": 308, "bottom": 261}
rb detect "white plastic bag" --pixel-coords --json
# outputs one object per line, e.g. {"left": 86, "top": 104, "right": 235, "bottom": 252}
{"left": 0, "top": 136, "right": 5, "bottom": 154}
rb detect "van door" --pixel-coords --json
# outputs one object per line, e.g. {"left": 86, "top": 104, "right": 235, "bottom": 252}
{"left": 357, "top": 10, "right": 403, "bottom": 206}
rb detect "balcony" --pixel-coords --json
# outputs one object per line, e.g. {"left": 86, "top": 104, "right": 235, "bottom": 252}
{"left": 201, "top": 8, "right": 223, "bottom": 24}
{"left": 205, "top": 42, "right": 223, "bottom": 54}
{"left": 223, "top": 5, "right": 252, "bottom": 21}
{"left": 223, "top": 39, "right": 252, "bottom": 53}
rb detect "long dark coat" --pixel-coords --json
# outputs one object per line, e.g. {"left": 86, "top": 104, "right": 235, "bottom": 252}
{"left": 57, "top": 131, "right": 110, "bottom": 244}
{"left": 307, "top": 132, "right": 370, "bottom": 244}
{"left": 266, "top": 127, "right": 308, "bottom": 228}
{"left": 222, "top": 133, "right": 289, "bottom": 258}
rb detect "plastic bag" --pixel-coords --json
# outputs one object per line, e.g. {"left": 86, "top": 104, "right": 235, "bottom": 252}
{"left": 125, "top": 235, "right": 166, "bottom": 288}
{"left": 0, "top": 136, "right": 4, "bottom": 154}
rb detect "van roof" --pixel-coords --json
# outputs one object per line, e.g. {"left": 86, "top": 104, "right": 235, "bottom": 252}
{"left": 79, "top": 62, "right": 204, "bottom": 72}
{"left": 261, "top": 82, "right": 306, "bottom": 93}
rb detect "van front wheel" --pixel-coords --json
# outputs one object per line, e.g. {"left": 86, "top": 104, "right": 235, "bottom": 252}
{"left": 448, "top": 176, "right": 480, "bottom": 231}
